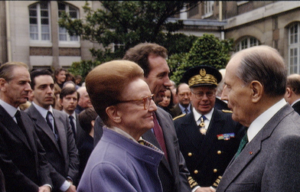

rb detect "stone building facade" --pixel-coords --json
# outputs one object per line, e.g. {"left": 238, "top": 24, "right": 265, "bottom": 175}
{"left": 2, "top": 1, "right": 300, "bottom": 74}
{"left": 0, "top": 1, "right": 101, "bottom": 69}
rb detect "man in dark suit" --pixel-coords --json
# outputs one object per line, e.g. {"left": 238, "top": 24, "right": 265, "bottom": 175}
{"left": 284, "top": 74, "right": 300, "bottom": 114}
{"left": 26, "top": 69, "right": 79, "bottom": 192}
{"left": 217, "top": 45, "right": 300, "bottom": 191}
{"left": 174, "top": 66, "right": 244, "bottom": 191}
{"left": 60, "top": 87, "right": 85, "bottom": 147}
{"left": 170, "top": 83, "right": 192, "bottom": 118}
{"left": 0, "top": 62, "right": 52, "bottom": 192}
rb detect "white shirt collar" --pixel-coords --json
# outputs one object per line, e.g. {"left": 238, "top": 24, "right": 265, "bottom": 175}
{"left": 32, "top": 102, "right": 53, "bottom": 119}
{"left": 0, "top": 99, "right": 19, "bottom": 118}
{"left": 291, "top": 98, "right": 300, "bottom": 106}
{"left": 247, "top": 98, "right": 287, "bottom": 142}
{"left": 193, "top": 107, "right": 214, "bottom": 130}
{"left": 193, "top": 107, "right": 214, "bottom": 122}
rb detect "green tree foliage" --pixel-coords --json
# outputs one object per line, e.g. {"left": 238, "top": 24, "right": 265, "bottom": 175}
{"left": 171, "top": 34, "right": 234, "bottom": 84}
{"left": 59, "top": 1, "right": 199, "bottom": 78}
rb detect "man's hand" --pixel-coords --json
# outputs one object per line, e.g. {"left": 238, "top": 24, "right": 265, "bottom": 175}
{"left": 38, "top": 185, "right": 51, "bottom": 192}
{"left": 65, "top": 184, "right": 76, "bottom": 192}
{"left": 195, "top": 187, "right": 216, "bottom": 192}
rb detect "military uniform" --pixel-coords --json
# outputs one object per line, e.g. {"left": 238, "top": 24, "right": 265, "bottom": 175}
{"left": 175, "top": 65, "right": 246, "bottom": 189}
{"left": 174, "top": 109, "right": 245, "bottom": 187}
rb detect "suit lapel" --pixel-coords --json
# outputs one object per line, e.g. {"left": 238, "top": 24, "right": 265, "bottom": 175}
{"left": 155, "top": 109, "right": 175, "bottom": 175}
{"left": 28, "top": 106, "right": 62, "bottom": 155}
{"left": 53, "top": 110, "right": 67, "bottom": 160}
{"left": 219, "top": 104, "right": 292, "bottom": 189}
{"left": 0, "top": 106, "right": 32, "bottom": 150}
{"left": 20, "top": 111, "right": 36, "bottom": 152}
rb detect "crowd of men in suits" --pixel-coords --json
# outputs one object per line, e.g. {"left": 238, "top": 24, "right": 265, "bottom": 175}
{"left": 2, "top": 42, "right": 300, "bottom": 192}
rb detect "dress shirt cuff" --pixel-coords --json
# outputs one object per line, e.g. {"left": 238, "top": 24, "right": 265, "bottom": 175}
{"left": 60, "top": 180, "right": 71, "bottom": 192}
{"left": 43, "top": 184, "right": 52, "bottom": 189}
{"left": 192, "top": 186, "right": 200, "bottom": 192}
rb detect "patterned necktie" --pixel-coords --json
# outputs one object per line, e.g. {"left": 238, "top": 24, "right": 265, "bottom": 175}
{"left": 46, "top": 111, "right": 58, "bottom": 141}
{"left": 199, "top": 115, "right": 207, "bottom": 135}
{"left": 69, "top": 115, "right": 76, "bottom": 137}
{"left": 235, "top": 133, "right": 248, "bottom": 159}
{"left": 153, "top": 113, "right": 168, "bottom": 162}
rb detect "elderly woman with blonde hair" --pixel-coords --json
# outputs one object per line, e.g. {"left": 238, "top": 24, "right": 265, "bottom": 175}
{"left": 78, "top": 60, "right": 164, "bottom": 192}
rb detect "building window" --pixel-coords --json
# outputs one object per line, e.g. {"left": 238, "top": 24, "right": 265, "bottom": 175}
{"left": 288, "top": 23, "right": 300, "bottom": 74}
{"left": 58, "top": 2, "right": 79, "bottom": 42}
{"left": 203, "top": 1, "right": 214, "bottom": 18}
{"left": 29, "top": 2, "right": 50, "bottom": 41}
{"left": 235, "top": 37, "right": 259, "bottom": 51}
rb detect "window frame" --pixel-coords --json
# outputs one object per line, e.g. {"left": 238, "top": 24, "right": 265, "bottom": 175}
{"left": 202, "top": 1, "right": 214, "bottom": 18}
{"left": 29, "top": 2, "right": 51, "bottom": 42}
{"left": 288, "top": 23, "right": 300, "bottom": 74}
{"left": 58, "top": 2, "right": 80, "bottom": 45}
{"left": 235, "top": 37, "right": 259, "bottom": 52}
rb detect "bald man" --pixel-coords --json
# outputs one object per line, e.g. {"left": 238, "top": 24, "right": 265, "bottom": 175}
{"left": 217, "top": 45, "right": 300, "bottom": 191}
{"left": 284, "top": 74, "right": 300, "bottom": 115}
{"left": 75, "top": 87, "right": 92, "bottom": 114}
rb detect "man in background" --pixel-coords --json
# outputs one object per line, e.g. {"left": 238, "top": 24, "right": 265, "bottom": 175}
{"left": 284, "top": 74, "right": 300, "bottom": 114}
{"left": 60, "top": 87, "right": 85, "bottom": 146}
{"left": 75, "top": 87, "right": 92, "bottom": 114}
{"left": 26, "top": 69, "right": 79, "bottom": 192}
{"left": 170, "top": 83, "right": 191, "bottom": 118}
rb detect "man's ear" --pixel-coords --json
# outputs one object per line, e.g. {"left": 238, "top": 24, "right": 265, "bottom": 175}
{"left": 0, "top": 78, "right": 7, "bottom": 92}
{"left": 250, "top": 80, "right": 263, "bottom": 103}
{"left": 106, "top": 105, "right": 121, "bottom": 124}
{"left": 285, "top": 87, "right": 292, "bottom": 98}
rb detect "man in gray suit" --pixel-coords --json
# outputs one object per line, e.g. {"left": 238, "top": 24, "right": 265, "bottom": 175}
{"left": 60, "top": 87, "right": 85, "bottom": 147}
{"left": 26, "top": 69, "right": 79, "bottom": 192}
{"left": 217, "top": 45, "right": 300, "bottom": 191}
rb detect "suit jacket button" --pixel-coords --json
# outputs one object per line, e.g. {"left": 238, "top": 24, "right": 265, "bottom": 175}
{"left": 217, "top": 150, "right": 222, "bottom": 155}
{"left": 194, "top": 170, "right": 198, "bottom": 174}
{"left": 188, "top": 152, "right": 192, "bottom": 157}
{"left": 213, "top": 169, "right": 218, "bottom": 173}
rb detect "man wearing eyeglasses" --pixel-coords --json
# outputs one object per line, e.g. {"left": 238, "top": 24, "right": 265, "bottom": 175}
{"left": 170, "top": 83, "right": 192, "bottom": 118}
{"left": 174, "top": 66, "right": 245, "bottom": 192}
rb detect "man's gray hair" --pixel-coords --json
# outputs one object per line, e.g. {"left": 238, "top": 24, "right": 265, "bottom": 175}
{"left": 236, "top": 45, "right": 287, "bottom": 97}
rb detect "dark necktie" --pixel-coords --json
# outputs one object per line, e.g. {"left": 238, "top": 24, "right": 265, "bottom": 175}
{"left": 15, "top": 110, "right": 26, "bottom": 134}
{"left": 184, "top": 107, "right": 189, "bottom": 114}
{"left": 153, "top": 113, "right": 168, "bottom": 161}
{"left": 235, "top": 133, "right": 248, "bottom": 159}
{"left": 69, "top": 115, "right": 76, "bottom": 137}
{"left": 46, "top": 111, "right": 58, "bottom": 141}
{"left": 199, "top": 115, "right": 207, "bottom": 135}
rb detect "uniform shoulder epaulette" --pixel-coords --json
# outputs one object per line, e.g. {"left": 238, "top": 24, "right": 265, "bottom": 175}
{"left": 222, "top": 109, "right": 233, "bottom": 113}
{"left": 173, "top": 113, "right": 186, "bottom": 121}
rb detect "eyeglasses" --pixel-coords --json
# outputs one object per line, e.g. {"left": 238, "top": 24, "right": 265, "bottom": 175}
{"left": 117, "top": 94, "right": 154, "bottom": 110}
{"left": 191, "top": 91, "right": 215, "bottom": 99}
